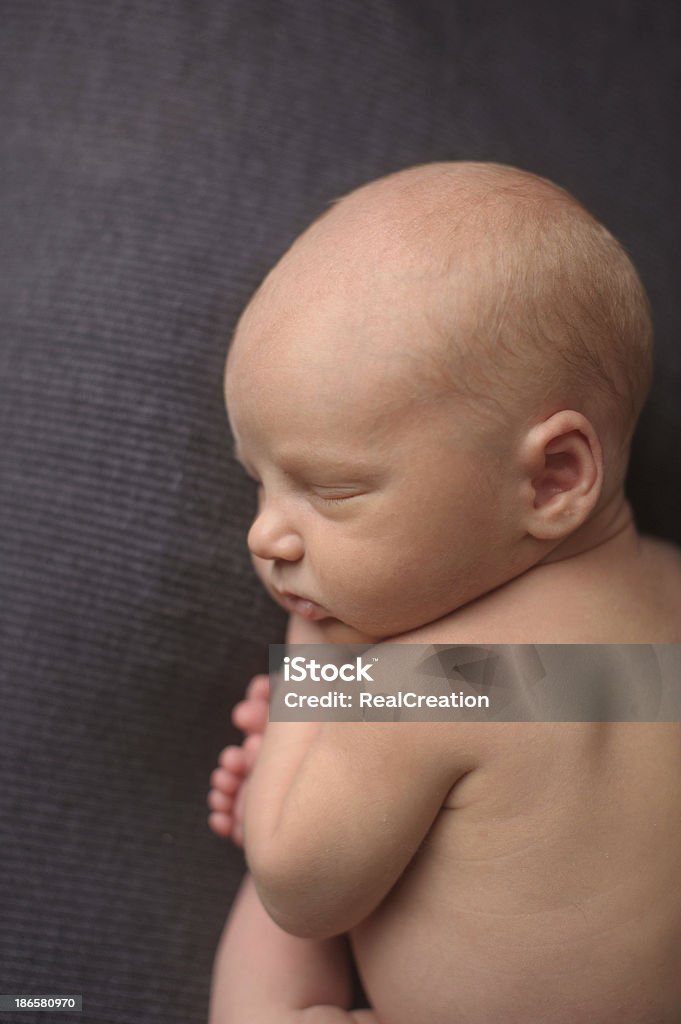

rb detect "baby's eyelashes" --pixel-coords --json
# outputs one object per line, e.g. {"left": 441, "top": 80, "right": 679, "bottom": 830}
{"left": 312, "top": 490, "right": 367, "bottom": 506}
{"left": 235, "top": 456, "right": 370, "bottom": 510}
{"left": 307, "top": 481, "right": 370, "bottom": 502}
{"left": 235, "top": 458, "right": 361, "bottom": 498}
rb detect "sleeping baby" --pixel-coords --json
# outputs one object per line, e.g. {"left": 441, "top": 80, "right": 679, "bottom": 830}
{"left": 207, "top": 161, "right": 681, "bottom": 1023}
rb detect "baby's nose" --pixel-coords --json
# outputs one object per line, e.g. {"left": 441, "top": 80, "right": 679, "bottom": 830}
{"left": 247, "top": 507, "right": 304, "bottom": 562}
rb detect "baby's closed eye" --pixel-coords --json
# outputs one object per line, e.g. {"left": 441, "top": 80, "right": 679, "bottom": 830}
{"left": 311, "top": 487, "right": 368, "bottom": 506}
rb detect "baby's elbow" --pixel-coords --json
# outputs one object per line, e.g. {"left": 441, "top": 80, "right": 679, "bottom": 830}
{"left": 247, "top": 849, "right": 348, "bottom": 940}
{"left": 253, "top": 875, "right": 342, "bottom": 940}
{"left": 263, "top": 895, "right": 339, "bottom": 940}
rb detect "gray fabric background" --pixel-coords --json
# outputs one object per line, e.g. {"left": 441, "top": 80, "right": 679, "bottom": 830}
{"left": 1, "top": 2, "right": 679, "bottom": 1022}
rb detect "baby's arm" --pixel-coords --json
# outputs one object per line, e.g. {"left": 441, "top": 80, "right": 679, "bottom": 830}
{"left": 209, "top": 613, "right": 379, "bottom": 1023}
{"left": 209, "top": 872, "right": 378, "bottom": 1024}
{"left": 244, "top": 651, "right": 479, "bottom": 939}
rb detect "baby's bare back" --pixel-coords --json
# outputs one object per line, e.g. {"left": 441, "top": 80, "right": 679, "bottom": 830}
{"left": 350, "top": 533, "right": 681, "bottom": 1024}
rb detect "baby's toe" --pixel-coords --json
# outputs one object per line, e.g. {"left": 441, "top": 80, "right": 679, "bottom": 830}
{"left": 218, "top": 745, "right": 248, "bottom": 773}
{"left": 231, "top": 698, "right": 269, "bottom": 734}
{"left": 207, "top": 788, "right": 233, "bottom": 813}
{"left": 207, "top": 811, "right": 233, "bottom": 838}
{"left": 209, "top": 766, "right": 239, "bottom": 794}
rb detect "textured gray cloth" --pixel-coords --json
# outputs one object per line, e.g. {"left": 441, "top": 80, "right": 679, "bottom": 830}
{"left": 1, "top": 2, "right": 679, "bottom": 1022}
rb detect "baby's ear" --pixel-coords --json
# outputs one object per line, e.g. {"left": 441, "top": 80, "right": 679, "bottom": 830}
{"left": 520, "top": 411, "right": 603, "bottom": 541}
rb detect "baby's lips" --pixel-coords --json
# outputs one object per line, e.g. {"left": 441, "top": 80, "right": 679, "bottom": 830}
{"left": 276, "top": 590, "right": 329, "bottom": 621}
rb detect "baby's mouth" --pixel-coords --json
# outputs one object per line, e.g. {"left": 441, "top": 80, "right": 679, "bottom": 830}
{"left": 274, "top": 589, "right": 330, "bottom": 621}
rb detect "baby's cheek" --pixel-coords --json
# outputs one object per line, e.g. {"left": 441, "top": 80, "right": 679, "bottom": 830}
{"left": 331, "top": 556, "right": 386, "bottom": 607}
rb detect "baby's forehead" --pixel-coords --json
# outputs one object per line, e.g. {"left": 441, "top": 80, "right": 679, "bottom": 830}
{"left": 231, "top": 299, "right": 467, "bottom": 443}
{"left": 232, "top": 230, "right": 447, "bottom": 361}
{"left": 227, "top": 250, "right": 501, "bottom": 457}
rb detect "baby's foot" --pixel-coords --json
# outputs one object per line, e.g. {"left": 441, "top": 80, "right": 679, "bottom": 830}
{"left": 207, "top": 674, "right": 270, "bottom": 847}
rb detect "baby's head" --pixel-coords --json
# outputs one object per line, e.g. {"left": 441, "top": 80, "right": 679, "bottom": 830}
{"left": 225, "top": 161, "right": 653, "bottom": 642}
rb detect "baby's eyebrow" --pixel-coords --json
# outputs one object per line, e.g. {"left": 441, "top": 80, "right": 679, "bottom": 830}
{"left": 232, "top": 443, "right": 382, "bottom": 480}
{"left": 280, "top": 452, "right": 383, "bottom": 480}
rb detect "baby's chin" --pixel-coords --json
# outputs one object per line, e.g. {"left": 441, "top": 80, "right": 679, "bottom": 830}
{"left": 316, "top": 618, "right": 383, "bottom": 645}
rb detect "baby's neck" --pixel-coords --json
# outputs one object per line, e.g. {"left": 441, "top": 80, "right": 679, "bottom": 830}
{"left": 536, "top": 489, "right": 636, "bottom": 567}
